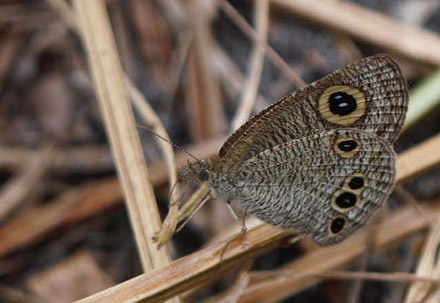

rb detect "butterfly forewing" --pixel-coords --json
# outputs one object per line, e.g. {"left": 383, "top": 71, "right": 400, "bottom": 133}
{"left": 219, "top": 55, "right": 408, "bottom": 168}
{"left": 235, "top": 129, "right": 395, "bottom": 245}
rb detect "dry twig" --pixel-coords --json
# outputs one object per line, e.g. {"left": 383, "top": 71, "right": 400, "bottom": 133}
{"left": 231, "top": 0, "right": 269, "bottom": 131}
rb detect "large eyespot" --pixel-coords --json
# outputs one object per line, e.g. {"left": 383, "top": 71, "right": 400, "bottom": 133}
{"left": 334, "top": 137, "right": 361, "bottom": 158}
{"left": 329, "top": 216, "right": 346, "bottom": 235}
{"left": 332, "top": 189, "right": 359, "bottom": 212}
{"left": 318, "top": 85, "right": 366, "bottom": 125}
{"left": 198, "top": 169, "right": 210, "bottom": 181}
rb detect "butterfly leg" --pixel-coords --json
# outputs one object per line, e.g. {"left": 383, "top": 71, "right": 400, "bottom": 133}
{"left": 225, "top": 200, "right": 247, "bottom": 233}
{"left": 217, "top": 200, "right": 248, "bottom": 263}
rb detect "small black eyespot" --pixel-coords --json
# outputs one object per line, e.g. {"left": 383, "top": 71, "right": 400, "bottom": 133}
{"left": 338, "top": 140, "right": 358, "bottom": 152}
{"left": 335, "top": 192, "right": 357, "bottom": 208}
{"left": 329, "top": 92, "right": 357, "bottom": 116}
{"left": 349, "top": 176, "right": 365, "bottom": 190}
{"left": 198, "top": 169, "right": 209, "bottom": 181}
{"left": 330, "top": 217, "right": 345, "bottom": 234}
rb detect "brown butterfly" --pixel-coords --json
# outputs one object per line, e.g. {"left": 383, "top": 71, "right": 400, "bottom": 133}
{"left": 173, "top": 54, "right": 408, "bottom": 245}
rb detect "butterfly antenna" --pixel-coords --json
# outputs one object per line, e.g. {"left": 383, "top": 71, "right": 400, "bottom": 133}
{"left": 136, "top": 124, "right": 201, "bottom": 163}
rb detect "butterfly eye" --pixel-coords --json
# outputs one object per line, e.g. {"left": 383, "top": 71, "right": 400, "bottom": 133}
{"left": 329, "top": 217, "right": 346, "bottom": 235}
{"left": 318, "top": 85, "right": 366, "bottom": 126}
{"left": 198, "top": 169, "right": 210, "bottom": 181}
{"left": 334, "top": 137, "right": 361, "bottom": 158}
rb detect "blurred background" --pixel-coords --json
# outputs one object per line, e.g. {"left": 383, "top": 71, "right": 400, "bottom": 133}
{"left": 1, "top": 0, "right": 440, "bottom": 302}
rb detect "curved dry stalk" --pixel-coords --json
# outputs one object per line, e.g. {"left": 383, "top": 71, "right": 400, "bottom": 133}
{"left": 405, "top": 217, "right": 440, "bottom": 303}
{"left": 125, "top": 76, "right": 180, "bottom": 204}
{"left": 394, "top": 185, "right": 435, "bottom": 227}
{"left": 231, "top": 0, "right": 269, "bottom": 131}
{"left": 217, "top": 0, "right": 306, "bottom": 88}
{"left": 0, "top": 144, "right": 54, "bottom": 222}
{"left": 216, "top": 261, "right": 253, "bottom": 303}
{"left": 214, "top": 46, "right": 270, "bottom": 111}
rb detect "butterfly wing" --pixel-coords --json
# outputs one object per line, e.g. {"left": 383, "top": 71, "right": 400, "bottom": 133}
{"left": 220, "top": 54, "right": 407, "bottom": 167}
{"left": 236, "top": 129, "right": 395, "bottom": 245}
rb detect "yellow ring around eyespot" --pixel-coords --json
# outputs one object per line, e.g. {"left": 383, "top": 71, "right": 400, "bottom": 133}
{"left": 318, "top": 85, "right": 366, "bottom": 125}
{"left": 344, "top": 173, "right": 368, "bottom": 193}
{"left": 328, "top": 216, "right": 347, "bottom": 236}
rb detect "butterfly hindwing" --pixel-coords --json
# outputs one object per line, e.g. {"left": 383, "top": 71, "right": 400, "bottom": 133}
{"left": 236, "top": 128, "right": 395, "bottom": 245}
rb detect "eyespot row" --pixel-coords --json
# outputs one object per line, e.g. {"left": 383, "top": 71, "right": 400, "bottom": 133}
{"left": 329, "top": 173, "right": 368, "bottom": 235}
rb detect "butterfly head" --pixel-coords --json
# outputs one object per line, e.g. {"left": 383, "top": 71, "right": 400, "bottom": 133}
{"left": 179, "top": 159, "right": 215, "bottom": 186}
{"left": 179, "top": 158, "right": 237, "bottom": 199}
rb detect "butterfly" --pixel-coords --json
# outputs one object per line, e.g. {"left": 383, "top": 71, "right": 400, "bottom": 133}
{"left": 176, "top": 54, "right": 408, "bottom": 245}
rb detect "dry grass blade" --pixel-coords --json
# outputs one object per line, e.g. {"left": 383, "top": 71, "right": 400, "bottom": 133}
{"left": 0, "top": 179, "right": 119, "bottom": 257}
{"left": 405, "top": 217, "right": 440, "bottom": 303}
{"left": 218, "top": 0, "right": 306, "bottom": 87}
{"left": 397, "top": 133, "right": 440, "bottom": 183}
{"left": 214, "top": 46, "right": 269, "bottom": 110}
{"left": 0, "top": 284, "right": 46, "bottom": 303}
{"left": 395, "top": 185, "right": 434, "bottom": 226}
{"left": 125, "top": 77, "right": 180, "bottom": 205}
{"left": 73, "top": 132, "right": 440, "bottom": 303}
{"left": 72, "top": 0, "right": 175, "bottom": 284}
{"left": 271, "top": 0, "right": 440, "bottom": 65}
{"left": 0, "top": 146, "right": 112, "bottom": 173}
{"left": 185, "top": 0, "right": 226, "bottom": 140}
{"left": 0, "top": 145, "right": 54, "bottom": 221}
{"left": 75, "top": 224, "right": 288, "bottom": 303}
{"left": 231, "top": 0, "right": 269, "bottom": 131}
{"left": 47, "top": 0, "right": 180, "bottom": 212}
{"left": 250, "top": 269, "right": 439, "bottom": 285}
{"left": 214, "top": 261, "right": 253, "bottom": 303}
